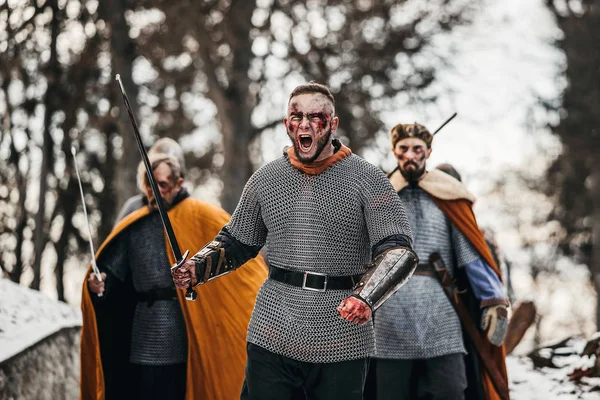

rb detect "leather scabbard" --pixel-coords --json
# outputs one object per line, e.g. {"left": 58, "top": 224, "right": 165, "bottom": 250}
{"left": 429, "top": 253, "right": 510, "bottom": 400}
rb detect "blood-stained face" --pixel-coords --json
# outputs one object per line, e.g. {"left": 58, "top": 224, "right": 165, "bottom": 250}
{"left": 284, "top": 93, "right": 339, "bottom": 163}
{"left": 393, "top": 137, "right": 432, "bottom": 182}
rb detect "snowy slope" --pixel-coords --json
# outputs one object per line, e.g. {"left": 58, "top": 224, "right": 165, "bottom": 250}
{"left": 508, "top": 337, "right": 600, "bottom": 399}
{"left": 0, "top": 278, "right": 82, "bottom": 363}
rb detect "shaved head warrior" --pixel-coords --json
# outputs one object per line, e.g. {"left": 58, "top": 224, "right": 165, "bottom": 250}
{"left": 370, "top": 122, "right": 510, "bottom": 400}
{"left": 172, "top": 82, "right": 417, "bottom": 400}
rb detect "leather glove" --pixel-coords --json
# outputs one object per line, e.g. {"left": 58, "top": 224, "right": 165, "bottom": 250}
{"left": 481, "top": 304, "right": 508, "bottom": 346}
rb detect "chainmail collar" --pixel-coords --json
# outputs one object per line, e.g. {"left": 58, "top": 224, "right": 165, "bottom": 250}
{"left": 142, "top": 187, "right": 190, "bottom": 210}
{"left": 284, "top": 138, "right": 352, "bottom": 175}
{"left": 388, "top": 168, "right": 476, "bottom": 202}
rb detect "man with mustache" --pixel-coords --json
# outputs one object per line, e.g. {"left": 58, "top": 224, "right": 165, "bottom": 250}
{"left": 80, "top": 151, "right": 267, "bottom": 400}
{"left": 172, "top": 82, "right": 418, "bottom": 400}
{"left": 372, "top": 123, "right": 510, "bottom": 400}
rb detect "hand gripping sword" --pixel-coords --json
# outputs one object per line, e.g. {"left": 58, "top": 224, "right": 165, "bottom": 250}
{"left": 71, "top": 146, "right": 103, "bottom": 297}
{"left": 115, "top": 74, "right": 196, "bottom": 301}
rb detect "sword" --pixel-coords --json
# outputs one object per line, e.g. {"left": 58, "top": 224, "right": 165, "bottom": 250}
{"left": 432, "top": 112, "right": 457, "bottom": 135}
{"left": 115, "top": 74, "right": 196, "bottom": 301}
{"left": 71, "top": 146, "right": 103, "bottom": 297}
{"left": 429, "top": 253, "right": 510, "bottom": 400}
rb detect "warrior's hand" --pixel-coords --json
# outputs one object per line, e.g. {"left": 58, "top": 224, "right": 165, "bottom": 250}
{"left": 481, "top": 304, "right": 509, "bottom": 346}
{"left": 87, "top": 272, "right": 106, "bottom": 295}
{"left": 337, "top": 295, "right": 372, "bottom": 325}
{"left": 171, "top": 259, "right": 198, "bottom": 288}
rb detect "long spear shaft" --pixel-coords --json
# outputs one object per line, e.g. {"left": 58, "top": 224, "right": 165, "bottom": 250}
{"left": 71, "top": 146, "right": 103, "bottom": 296}
{"left": 115, "top": 74, "right": 195, "bottom": 301}
{"left": 433, "top": 112, "right": 457, "bottom": 135}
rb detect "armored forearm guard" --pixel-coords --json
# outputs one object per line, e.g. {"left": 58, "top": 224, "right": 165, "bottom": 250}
{"left": 191, "top": 240, "right": 236, "bottom": 286}
{"left": 353, "top": 246, "right": 419, "bottom": 310}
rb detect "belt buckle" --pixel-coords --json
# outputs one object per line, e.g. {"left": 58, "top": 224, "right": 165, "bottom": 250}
{"left": 302, "top": 271, "right": 328, "bottom": 292}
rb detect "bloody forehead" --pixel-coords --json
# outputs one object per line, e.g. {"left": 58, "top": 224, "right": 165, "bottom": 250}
{"left": 288, "top": 94, "right": 334, "bottom": 115}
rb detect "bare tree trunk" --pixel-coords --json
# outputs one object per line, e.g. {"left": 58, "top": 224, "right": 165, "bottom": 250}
{"left": 216, "top": 0, "right": 256, "bottom": 213}
{"left": 99, "top": 130, "right": 117, "bottom": 241}
{"left": 11, "top": 161, "right": 28, "bottom": 284}
{"left": 590, "top": 168, "right": 600, "bottom": 330}
{"left": 105, "top": 0, "right": 138, "bottom": 211}
{"left": 2, "top": 75, "right": 28, "bottom": 283}
{"left": 54, "top": 180, "right": 77, "bottom": 302}
{"left": 220, "top": 99, "right": 254, "bottom": 213}
{"left": 32, "top": 0, "right": 60, "bottom": 290}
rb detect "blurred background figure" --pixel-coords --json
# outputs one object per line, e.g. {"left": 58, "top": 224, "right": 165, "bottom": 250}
{"left": 80, "top": 153, "right": 267, "bottom": 400}
{"left": 435, "top": 163, "right": 515, "bottom": 303}
{"left": 115, "top": 138, "right": 187, "bottom": 222}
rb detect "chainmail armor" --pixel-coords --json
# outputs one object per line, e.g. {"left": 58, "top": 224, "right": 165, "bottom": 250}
{"left": 226, "top": 153, "right": 412, "bottom": 363}
{"left": 99, "top": 212, "right": 187, "bottom": 365}
{"left": 374, "top": 186, "right": 479, "bottom": 359}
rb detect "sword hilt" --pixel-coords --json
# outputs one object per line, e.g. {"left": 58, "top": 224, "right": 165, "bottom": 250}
{"left": 172, "top": 250, "right": 197, "bottom": 301}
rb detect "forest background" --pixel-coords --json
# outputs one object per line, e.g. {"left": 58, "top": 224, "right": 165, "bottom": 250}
{"left": 1, "top": 0, "right": 599, "bottom": 351}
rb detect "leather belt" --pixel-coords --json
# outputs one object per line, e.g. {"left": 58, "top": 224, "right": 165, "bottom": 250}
{"left": 137, "top": 288, "right": 178, "bottom": 305}
{"left": 269, "top": 266, "right": 363, "bottom": 292}
{"left": 413, "top": 263, "right": 436, "bottom": 277}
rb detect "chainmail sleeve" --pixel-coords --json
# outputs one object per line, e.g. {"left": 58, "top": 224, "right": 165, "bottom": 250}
{"left": 451, "top": 224, "right": 480, "bottom": 267}
{"left": 359, "top": 163, "right": 413, "bottom": 248}
{"left": 225, "top": 174, "right": 268, "bottom": 248}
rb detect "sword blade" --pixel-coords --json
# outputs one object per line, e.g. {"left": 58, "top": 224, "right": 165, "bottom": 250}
{"left": 115, "top": 74, "right": 196, "bottom": 301}
{"left": 71, "top": 146, "right": 103, "bottom": 283}
{"left": 115, "top": 74, "right": 182, "bottom": 261}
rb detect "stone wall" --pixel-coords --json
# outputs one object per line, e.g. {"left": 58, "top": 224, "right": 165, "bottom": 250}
{"left": 0, "top": 327, "right": 81, "bottom": 400}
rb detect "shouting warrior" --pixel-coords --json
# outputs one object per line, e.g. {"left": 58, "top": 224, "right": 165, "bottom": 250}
{"left": 373, "top": 123, "right": 510, "bottom": 400}
{"left": 172, "top": 82, "right": 418, "bottom": 400}
{"left": 80, "top": 152, "right": 267, "bottom": 400}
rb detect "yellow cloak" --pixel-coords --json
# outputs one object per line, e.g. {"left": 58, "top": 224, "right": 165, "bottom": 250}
{"left": 80, "top": 198, "right": 267, "bottom": 400}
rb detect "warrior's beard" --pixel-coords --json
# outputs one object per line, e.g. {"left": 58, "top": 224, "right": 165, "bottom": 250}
{"left": 292, "top": 127, "right": 333, "bottom": 164}
{"left": 147, "top": 192, "right": 177, "bottom": 209}
{"left": 400, "top": 162, "right": 426, "bottom": 183}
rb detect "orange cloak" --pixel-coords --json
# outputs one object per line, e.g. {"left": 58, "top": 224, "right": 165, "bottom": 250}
{"left": 80, "top": 198, "right": 267, "bottom": 400}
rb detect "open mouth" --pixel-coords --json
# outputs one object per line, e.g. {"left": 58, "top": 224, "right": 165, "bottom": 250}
{"left": 299, "top": 135, "right": 313, "bottom": 151}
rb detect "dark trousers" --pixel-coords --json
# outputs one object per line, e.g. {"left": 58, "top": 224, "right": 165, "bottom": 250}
{"left": 241, "top": 343, "right": 369, "bottom": 400}
{"left": 130, "top": 362, "right": 187, "bottom": 400}
{"left": 375, "top": 354, "right": 467, "bottom": 400}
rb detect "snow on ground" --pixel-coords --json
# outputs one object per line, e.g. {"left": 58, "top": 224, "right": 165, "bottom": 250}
{"left": 3, "top": 277, "right": 600, "bottom": 399}
{"left": 508, "top": 337, "right": 600, "bottom": 399}
{"left": 0, "top": 278, "right": 82, "bottom": 363}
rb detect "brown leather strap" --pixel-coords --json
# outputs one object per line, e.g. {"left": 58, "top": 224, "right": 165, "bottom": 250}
{"left": 413, "top": 263, "right": 436, "bottom": 277}
{"left": 214, "top": 248, "right": 226, "bottom": 275}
